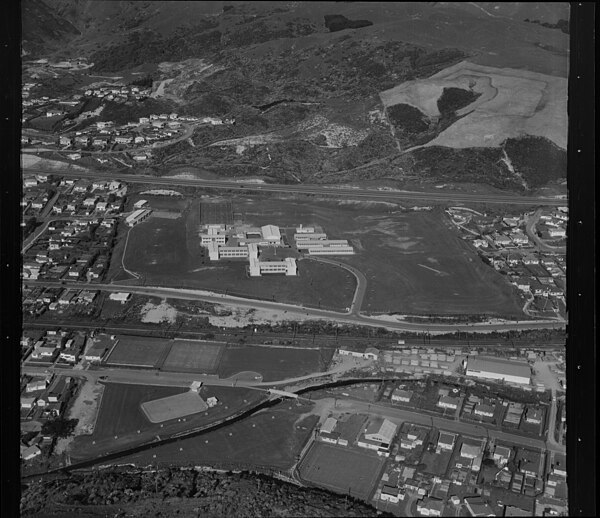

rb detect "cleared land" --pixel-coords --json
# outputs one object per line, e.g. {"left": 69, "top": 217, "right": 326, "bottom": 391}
{"left": 380, "top": 61, "right": 567, "bottom": 150}
{"left": 161, "top": 340, "right": 225, "bottom": 373}
{"left": 217, "top": 345, "right": 331, "bottom": 383}
{"left": 141, "top": 390, "right": 209, "bottom": 423}
{"left": 298, "top": 442, "right": 385, "bottom": 500}
{"left": 116, "top": 402, "right": 319, "bottom": 470}
{"left": 105, "top": 335, "right": 171, "bottom": 368}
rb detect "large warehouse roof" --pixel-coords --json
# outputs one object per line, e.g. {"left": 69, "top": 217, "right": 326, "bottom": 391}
{"left": 467, "top": 357, "right": 530, "bottom": 378}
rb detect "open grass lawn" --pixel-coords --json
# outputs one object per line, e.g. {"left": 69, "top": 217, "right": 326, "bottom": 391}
{"left": 421, "top": 449, "right": 452, "bottom": 477}
{"left": 69, "top": 383, "right": 266, "bottom": 462}
{"left": 160, "top": 340, "right": 225, "bottom": 373}
{"left": 122, "top": 216, "right": 355, "bottom": 310}
{"left": 105, "top": 335, "right": 171, "bottom": 368}
{"left": 298, "top": 442, "right": 385, "bottom": 501}
{"left": 116, "top": 401, "right": 319, "bottom": 471}
{"left": 217, "top": 345, "right": 330, "bottom": 382}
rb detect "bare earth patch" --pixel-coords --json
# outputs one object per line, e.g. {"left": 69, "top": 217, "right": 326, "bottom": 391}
{"left": 140, "top": 300, "right": 178, "bottom": 324}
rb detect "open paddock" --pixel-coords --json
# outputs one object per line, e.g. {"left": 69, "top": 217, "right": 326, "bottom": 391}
{"left": 299, "top": 442, "right": 385, "bottom": 501}
{"left": 160, "top": 340, "right": 225, "bottom": 373}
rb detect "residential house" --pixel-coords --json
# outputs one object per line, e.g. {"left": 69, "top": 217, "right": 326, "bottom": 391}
{"left": 436, "top": 431, "right": 457, "bottom": 453}
{"left": 391, "top": 389, "right": 413, "bottom": 403}
{"left": 380, "top": 485, "right": 402, "bottom": 504}
{"left": 416, "top": 497, "right": 444, "bottom": 517}
{"left": 437, "top": 395, "right": 460, "bottom": 411}
{"left": 463, "top": 497, "right": 495, "bottom": 517}
{"left": 493, "top": 445, "right": 512, "bottom": 466}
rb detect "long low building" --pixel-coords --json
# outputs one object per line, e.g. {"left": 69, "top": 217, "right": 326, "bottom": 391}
{"left": 296, "top": 239, "right": 349, "bottom": 250}
{"left": 466, "top": 357, "right": 531, "bottom": 385}
{"left": 307, "top": 246, "right": 355, "bottom": 255}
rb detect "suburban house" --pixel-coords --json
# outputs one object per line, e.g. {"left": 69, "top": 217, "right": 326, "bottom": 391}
{"left": 436, "top": 431, "right": 457, "bottom": 453}
{"left": 437, "top": 395, "right": 460, "bottom": 411}
{"left": 416, "top": 497, "right": 444, "bottom": 516}
{"left": 391, "top": 389, "right": 413, "bottom": 403}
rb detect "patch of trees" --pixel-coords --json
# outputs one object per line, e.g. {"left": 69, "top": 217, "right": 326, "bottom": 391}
{"left": 503, "top": 136, "right": 567, "bottom": 189}
{"left": 437, "top": 87, "right": 481, "bottom": 116}
{"left": 223, "top": 18, "right": 317, "bottom": 48}
{"left": 387, "top": 103, "right": 430, "bottom": 134}
{"left": 129, "top": 75, "right": 153, "bottom": 88}
{"left": 524, "top": 18, "right": 569, "bottom": 34}
{"left": 90, "top": 27, "right": 222, "bottom": 72}
{"left": 410, "top": 146, "right": 524, "bottom": 191}
{"left": 324, "top": 14, "right": 373, "bottom": 32}
{"left": 40, "top": 417, "right": 78, "bottom": 439}
{"left": 21, "top": 468, "right": 390, "bottom": 517}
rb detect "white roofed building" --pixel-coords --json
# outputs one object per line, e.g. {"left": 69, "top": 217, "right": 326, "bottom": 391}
{"left": 466, "top": 357, "right": 531, "bottom": 385}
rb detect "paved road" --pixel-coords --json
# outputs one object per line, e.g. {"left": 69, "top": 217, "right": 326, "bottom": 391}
{"left": 22, "top": 168, "right": 566, "bottom": 207}
{"left": 23, "top": 279, "right": 565, "bottom": 333}
{"left": 303, "top": 256, "right": 367, "bottom": 315}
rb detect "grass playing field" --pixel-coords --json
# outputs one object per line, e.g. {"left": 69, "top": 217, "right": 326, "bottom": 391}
{"left": 298, "top": 442, "right": 385, "bottom": 500}
{"left": 160, "top": 340, "right": 225, "bottom": 373}
{"left": 105, "top": 335, "right": 171, "bottom": 368}
{"left": 116, "top": 401, "right": 319, "bottom": 471}
{"left": 217, "top": 345, "right": 330, "bottom": 382}
{"left": 69, "top": 384, "right": 267, "bottom": 462}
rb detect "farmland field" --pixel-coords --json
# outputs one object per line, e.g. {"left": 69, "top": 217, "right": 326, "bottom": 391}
{"left": 217, "top": 345, "right": 331, "bottom": 382}
{"left": 116, "top": 401, "right": 319, "bottom": 470}
{"left": 298, "top": 442, "right": 385, "bottom": 501}
{"left": 105, "top": 335, "right": 171, "bottom": 368}
{"left": 69, "top": 383, "right": 266, "bottom": 461}
{"left": 122, "top": 215, "right": 355, "bottom": 311}
{"left": 161, "top": 340, "right": 225, "bottom": 373}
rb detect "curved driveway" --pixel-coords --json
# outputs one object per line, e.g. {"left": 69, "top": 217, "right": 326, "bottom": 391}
{"left": 302, "top": 256, "right": 367, "bottom": 315}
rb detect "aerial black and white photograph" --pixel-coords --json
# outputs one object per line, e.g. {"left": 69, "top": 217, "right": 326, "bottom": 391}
{"left": 8, "top": 1, "right": 595, "bottom": 517}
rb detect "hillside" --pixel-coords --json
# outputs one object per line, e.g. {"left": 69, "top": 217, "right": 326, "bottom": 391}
{"left": 21, "top": 1, "right": 569, "bottom": 192}
{"left": 21, "top": 467, "right": 390, "bottom": 517}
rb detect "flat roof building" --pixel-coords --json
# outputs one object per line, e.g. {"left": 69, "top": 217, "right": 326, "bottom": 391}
{"left": 249, "top": 257, "right": 297, "bottom": 277}
{"left": 466, "top": 357, "right": 531, "bottom": 385}
{"left": 125, "top": 209, "right": 152, "bottom": 227}
{"left": 261, "top": 225, "right": 281, "bottom": 242}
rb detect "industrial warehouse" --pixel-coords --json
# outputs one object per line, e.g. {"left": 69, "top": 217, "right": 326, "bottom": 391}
{"left": 465, "top": 357, "right": 532, "bottom": 385}
{"left": 199, "top": 222, "right": 355, "bottom": 277}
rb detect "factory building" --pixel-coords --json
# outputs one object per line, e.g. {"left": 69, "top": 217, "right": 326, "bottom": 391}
{"left": 249, "top": 257, "right": 297, "bottom": 277}
{"left": 466, "top": 357, "right": 531, "bottom": 385}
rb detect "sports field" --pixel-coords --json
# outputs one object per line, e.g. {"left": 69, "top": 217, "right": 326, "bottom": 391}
{"left": 116, "top": 401, "right": 319, "bottom": 470}
{"left": 105, "top": 335, "right": 171, "bottom": 368}
{"left": 69, "top": 383, "right": 267, "bottom": 461}
{"left": 298, "top": 442, "right": 385, "bottom": 500}
{"left": 217, "top": 345, "right": 330, "bottom": 382}
{"left": 161, "top": 340, "right": 225, "bottom": 373}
